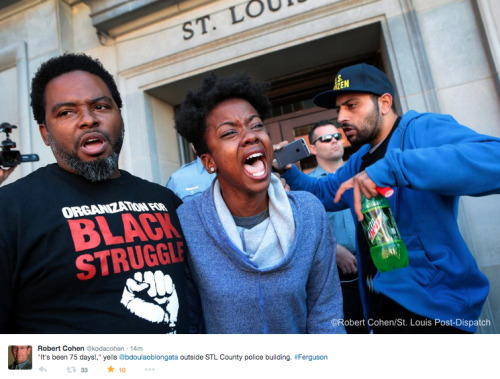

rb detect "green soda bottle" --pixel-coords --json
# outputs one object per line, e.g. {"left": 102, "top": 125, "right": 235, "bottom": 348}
{"left": 360, "top": 187, "right": 408, "bottom": 272}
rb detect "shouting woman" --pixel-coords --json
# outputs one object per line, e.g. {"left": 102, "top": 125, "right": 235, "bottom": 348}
{"left": 176, "top": 72, "right": 344, "bottom": 334}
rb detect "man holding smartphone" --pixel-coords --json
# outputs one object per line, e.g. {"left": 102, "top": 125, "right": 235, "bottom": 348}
{"left": 279, "top": 63, "right": 500, "bottom": 333}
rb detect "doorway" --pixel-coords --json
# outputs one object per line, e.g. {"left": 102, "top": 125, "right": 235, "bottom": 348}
{"left": 150, "top": 22, "right": 387, "bottom": 171}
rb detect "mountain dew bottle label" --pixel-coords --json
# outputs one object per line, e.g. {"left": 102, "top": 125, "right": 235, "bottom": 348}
{"left": 361, "top": 191, "right": 409, "bottom": 272}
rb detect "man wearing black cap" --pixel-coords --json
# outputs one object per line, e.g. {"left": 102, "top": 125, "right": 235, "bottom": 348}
{"left": 279, "top": 63, "right": 500, "bottom": 333}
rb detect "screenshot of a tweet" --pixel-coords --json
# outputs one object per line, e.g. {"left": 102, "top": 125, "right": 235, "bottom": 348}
{"left": 3, "top": 335, "right": 497, "bottom": 378}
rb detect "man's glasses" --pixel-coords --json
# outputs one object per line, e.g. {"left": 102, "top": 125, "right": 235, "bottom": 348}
{"left": 312, "top": 133, "right": 342, "bottom": 144}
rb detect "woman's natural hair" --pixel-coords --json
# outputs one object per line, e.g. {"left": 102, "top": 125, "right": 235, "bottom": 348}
{"left": 175, "top": 72, "right": 272, "bottom": 156}
{"left": 30, "top": 53, "right": 122, "bottom": 125}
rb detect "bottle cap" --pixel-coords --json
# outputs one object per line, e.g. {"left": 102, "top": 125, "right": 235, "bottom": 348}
{"left": 376, "top": 187, "right": 394, "bottom": 198}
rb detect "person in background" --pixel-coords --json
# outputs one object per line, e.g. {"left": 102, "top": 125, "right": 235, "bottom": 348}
{"left": 167, "top": 144, "right": 215, "bottom": 202}
{"left": 308, "top": 120, "right": 367, "bottom": 333}
{"left": 280, "top": 63, "right": 500, "bottom": 333}
{"left": 175, "top": 72, "right": 345, "bottom": 334}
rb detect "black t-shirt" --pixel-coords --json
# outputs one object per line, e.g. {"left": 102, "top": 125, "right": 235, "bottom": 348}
{"left": 357, "top": 118, "right": 400, "bottom": 316}
{"left": 0, "top": 164, "right": 189, "bottom": 333}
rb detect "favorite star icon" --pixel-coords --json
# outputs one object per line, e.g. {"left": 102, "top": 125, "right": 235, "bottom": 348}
{"left": 107, "top": 366, "right": 115, "bottom": 373}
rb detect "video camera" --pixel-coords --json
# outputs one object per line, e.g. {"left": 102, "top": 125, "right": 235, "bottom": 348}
{"left": 0, "top": 122, "right": 39, "bottom": 167}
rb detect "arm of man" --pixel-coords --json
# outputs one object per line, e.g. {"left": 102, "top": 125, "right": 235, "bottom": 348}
{"left": 336, "top": 114, "right": 500, "bottom": 220}
{"left": 281, "top": 164, "right": 354, "bottom": 212}
{"left": 366, "top": 114, "right": 500, "bottom": 196}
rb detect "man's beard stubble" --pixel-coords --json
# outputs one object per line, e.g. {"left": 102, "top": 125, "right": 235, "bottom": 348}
{"left": 343, "top": 98, "right": 382, "bottom": 148}
{"left": 47, "top": 128, "right": 124, "bottom": 183}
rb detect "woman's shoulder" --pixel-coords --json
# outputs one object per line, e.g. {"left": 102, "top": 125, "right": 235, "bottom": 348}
{"left": 177, "top": 187, "right": 211, "bottom": 221}
{"left": 286, "top": 190, "right": 326, "bottom": 215}
{"left": 177, "top": 195, "right": 198, "bottom": 216}
{"left": 287, "top": 189, "right": 322, "bottom": 203}
{"left": 286, "top": 191, "right": 329, "bottom": 243}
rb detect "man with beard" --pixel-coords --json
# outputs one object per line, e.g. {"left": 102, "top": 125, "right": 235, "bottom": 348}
{"left": 0, "top": 54, "right": 189, "bottom": 333}
{"left": 279, "top": 63, "right": 500, "bottom": 333}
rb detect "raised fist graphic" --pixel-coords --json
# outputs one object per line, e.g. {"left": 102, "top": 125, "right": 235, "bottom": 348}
{"left": 121, "top": 270, "right": 179, "bottom": 327}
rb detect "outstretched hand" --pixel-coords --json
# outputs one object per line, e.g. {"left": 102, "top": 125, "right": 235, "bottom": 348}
{"left": 334, "top": 170, "right": 378, "bottom": 221}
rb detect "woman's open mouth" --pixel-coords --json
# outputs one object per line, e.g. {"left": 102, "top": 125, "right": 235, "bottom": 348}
{"left": 243, "top": 152, "right": 267, "bottom": 178}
